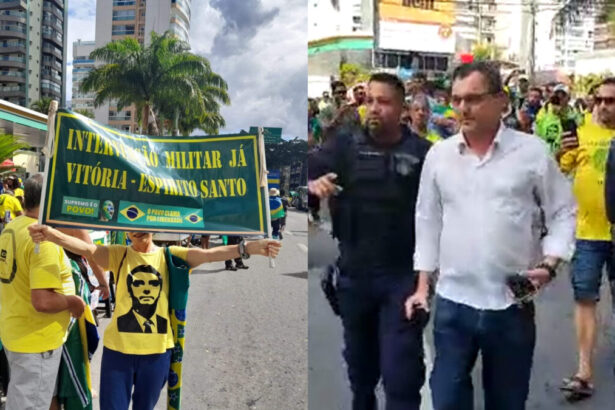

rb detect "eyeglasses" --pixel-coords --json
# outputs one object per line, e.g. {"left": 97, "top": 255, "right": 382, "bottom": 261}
{"left": 594, "top": 96, "right": 615, "bottom": 106}
{"left": 451, "top": 91, "right": 496, "bottom": 107}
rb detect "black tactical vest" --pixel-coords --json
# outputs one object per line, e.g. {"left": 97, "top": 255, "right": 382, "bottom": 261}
{"left": 331, "top": 128, "right": 428, "bottom": 274}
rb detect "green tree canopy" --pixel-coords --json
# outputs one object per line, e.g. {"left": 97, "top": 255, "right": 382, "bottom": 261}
{"left": 0, "top": 134, "right": 29, "bottom": 165}
{"left": 472, "top": 42, "right": 501, "bottom": 62}
{"left": 30, "top": 97, "right": 53, "bottom": 114}
{"left": 80, "top": 31, "right": 229, "bottom": 136}
{"left": 265, "top": 138, "right": 307, "bottom": 170}
{"left": 339, "top": 63, "right": 370, "bottom": 88}
{"left": 74, "top": 108, "right": 94, "bottom": 119}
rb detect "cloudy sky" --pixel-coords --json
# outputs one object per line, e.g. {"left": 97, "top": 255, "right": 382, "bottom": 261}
{"left": 66, "top": 0, "right": 307, "bottom": 139}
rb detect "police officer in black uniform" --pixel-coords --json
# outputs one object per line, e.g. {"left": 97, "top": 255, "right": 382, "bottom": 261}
{"left": 309, "top": 73, "right": 432, "bottom": 410}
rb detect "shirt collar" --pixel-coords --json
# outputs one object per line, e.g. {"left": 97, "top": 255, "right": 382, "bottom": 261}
{"left": 455, "top": 122, "right": 508, "bottom": 154}
{"left": 133, "top": 310, "right": 156, "bottom": 333}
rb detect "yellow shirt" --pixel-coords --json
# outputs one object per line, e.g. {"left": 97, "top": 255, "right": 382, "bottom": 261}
{"left": 0, "top": 193, "right": 22, "bottom": 219}
{"left": 104, "top": 245, "right": 188, "bottom": 355}
{"left": 560, "top": 118, "right": 615, "bottom": 240}
{"left": 0, "top": 216, "right": 75, "bottom": 353}
{"left": 358, "top": 105, "right": 367, "bottom": 125}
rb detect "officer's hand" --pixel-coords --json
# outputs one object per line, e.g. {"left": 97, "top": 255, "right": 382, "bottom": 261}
{"left": 66, "top": 295, "right": 86, "bottom": 318}
{"left": 405, "top": 289, "right": 429, "bottom": 320}
{"left": 308, "top": 173, "right": 338, "bottom": 199}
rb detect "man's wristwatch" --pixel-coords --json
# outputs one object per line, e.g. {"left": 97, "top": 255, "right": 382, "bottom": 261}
{"left": 238, "top": 239, "right": 250, "bottom": 259}
{"left": 535, "top": 262, "right": 557, "bottom": 280}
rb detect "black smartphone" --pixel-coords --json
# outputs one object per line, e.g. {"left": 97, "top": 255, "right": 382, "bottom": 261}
{"left": 506, "top": 273, "right": 537, "bottom": 303}
{"left": 562, "top": 118, "right": 577, "bottom": 135}
{"left": 408, "top": 305, "right": 429, "bottom": 328}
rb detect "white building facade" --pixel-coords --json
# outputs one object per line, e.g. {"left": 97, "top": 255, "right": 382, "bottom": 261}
{"left": 71, "top": 39, "right": 95, "bottom": 112}
{"left": 94, "top": 0, "right": 192, "bottom": 132}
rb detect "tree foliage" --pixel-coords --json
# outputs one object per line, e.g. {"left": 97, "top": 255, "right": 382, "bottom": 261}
{"left": 339, "top": 63, "right": 370, "bottom": 88}
{"left": 74, "top": 109, "right": 94, "bottom": 119}
{"left": 0, "top": 134, "right": 29, "bottom": 165}
{"left": 264, "top": 138, "right": 308, "bottom": 171}
{"left": 30, "top": 97, "right": 52, "bottom": 114}
{"left": 472, "top": 42, "right": 501, "bottom": 61}
{"left": 80, "top": 31, "right": 229, "bottom": 136}
{"left": 572, "top": 72, "right": 612, "bottom": 95}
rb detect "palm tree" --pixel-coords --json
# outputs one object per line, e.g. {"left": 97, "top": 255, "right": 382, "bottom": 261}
{"left": 30, "top": 97, "right": 53, "bottom": 114}
{"left": 0, "top": 134, "right": 29, "bottom": 164}
{"left": 155, "top": 70, "right": 229, "bottom": 135}
{"left": 74, "top": 109, "right": 94, "bottom": 119}
{"left": 81, "top": 31, "right": 229, "bottom": 136}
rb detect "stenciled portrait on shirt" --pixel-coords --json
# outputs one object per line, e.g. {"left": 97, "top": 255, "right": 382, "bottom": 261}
{"left": 117, "top": 264, "right": 167, "bottom": 334}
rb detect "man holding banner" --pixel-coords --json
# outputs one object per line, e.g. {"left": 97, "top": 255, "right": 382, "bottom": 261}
{"left": 28, "top": 224, "right": 280, "bottom": 409}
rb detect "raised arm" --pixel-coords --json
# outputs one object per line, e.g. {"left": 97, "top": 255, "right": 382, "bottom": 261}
{"left": 29, "top": 224, "right": 111, "bottom": 270}
{"left": 184, "top": 239, "right": 281, "bottom": 269}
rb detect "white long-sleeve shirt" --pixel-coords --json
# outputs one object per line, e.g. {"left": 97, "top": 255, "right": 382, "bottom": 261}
{"left": 414, "top": 125, "right": 576, "bottom": 310}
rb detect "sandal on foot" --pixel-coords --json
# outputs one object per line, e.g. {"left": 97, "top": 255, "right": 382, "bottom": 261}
{"left": 560, "top": 376, "right": 594, "bottom": 400}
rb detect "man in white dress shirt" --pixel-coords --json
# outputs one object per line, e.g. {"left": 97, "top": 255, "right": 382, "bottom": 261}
{"left": 405, "top": 61, "right": 576, "bottom": 410}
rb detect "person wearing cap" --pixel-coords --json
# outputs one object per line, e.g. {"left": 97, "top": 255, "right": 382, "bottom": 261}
{"left": 535, "top": 83, "right": 581, "bottom": 156}
{"left": 269, "top": 188, "right": 285, "bottom": 240}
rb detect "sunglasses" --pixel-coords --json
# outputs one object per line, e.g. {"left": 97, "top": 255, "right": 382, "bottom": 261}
{"left": 594, "top": 96, "right": 615, "bottom": 106}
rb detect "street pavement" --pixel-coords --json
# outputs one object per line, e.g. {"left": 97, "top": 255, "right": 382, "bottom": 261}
{"left": 308, "top": 212, "right": 615, "bottom": 410}
{"left": 90, "top": 209, "right": 307, "bottom": 410}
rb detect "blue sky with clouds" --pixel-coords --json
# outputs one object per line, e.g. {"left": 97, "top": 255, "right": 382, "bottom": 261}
{"left": 65, "top": 0, "right": 306, "bottom": 139}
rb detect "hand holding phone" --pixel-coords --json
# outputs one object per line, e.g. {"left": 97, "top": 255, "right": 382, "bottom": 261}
{"left": 506, "top": 273, "right": 537, "bottom": 304}
{"left": 561, "top": 119, "right": 579, "bottom": 151}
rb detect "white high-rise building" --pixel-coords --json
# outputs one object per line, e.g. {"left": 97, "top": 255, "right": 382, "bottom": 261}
{"left": 94, "top": 0, "right": 192, "bottom": 132}
{"left": 71, "top": 40, "right": 95, "bottom": 113}
{"left": 0, "top": 0, "right": 67, "bottom": 108}
{"left": 308, "top": 0, "right": 373, "bottom": 97}
{"left": 554, "top": 14, "right": 594, "bottom": 72}
{"left": 309, "top": 0, "right": 372, "bottom": 41}
{"left": 493, "top": 1, "right": 530, "bottom": 65}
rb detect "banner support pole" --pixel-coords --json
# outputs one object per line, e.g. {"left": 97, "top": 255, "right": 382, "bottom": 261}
{"left": 35, "top": 100, "right": 58, "bottom": 253}
{"left": 259, "top": 127, "right": 275, "bottom": 268}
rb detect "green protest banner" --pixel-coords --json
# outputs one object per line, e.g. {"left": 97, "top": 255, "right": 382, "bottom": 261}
{"left": 42, "top": 109, "right": 266, "bottom": 234}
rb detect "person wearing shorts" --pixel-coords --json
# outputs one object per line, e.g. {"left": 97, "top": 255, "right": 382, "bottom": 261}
{"left": 0, "top": 175, "right": 86, "bottom": 410}
{"left": 558, "top": 77, "right": 615, "bottom": 399}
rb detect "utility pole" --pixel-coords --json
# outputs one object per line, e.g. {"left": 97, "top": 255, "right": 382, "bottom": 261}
{"left": 529, "top": 0, "right": 537, "bottom": 83}
{"left": 477, "top": 0, "right": 482, "bottom": 44}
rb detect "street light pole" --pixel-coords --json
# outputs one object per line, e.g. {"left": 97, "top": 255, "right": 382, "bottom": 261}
{"left": 529, "top": 0, "right": 537, "bottom": 82}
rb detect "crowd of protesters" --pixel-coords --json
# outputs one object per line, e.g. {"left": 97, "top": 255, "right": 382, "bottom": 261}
{"left": 308, "top": 61, "right": 615, "bottom": 409}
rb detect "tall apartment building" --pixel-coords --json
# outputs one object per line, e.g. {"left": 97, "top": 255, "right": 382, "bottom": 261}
{"left": 71, "top": 39, "right": 95, "bottom": 112}
{"left": 554, "top": 13, "right": 594, "bottom": 72}
{"left": 94, "top": 0, "right": 191, "bottom": 132}
{"left": 455, "top": 0, "right": 496, "bottom": 53}
{"left": 0, "top": 0, "right": 67, "bottom": 108}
